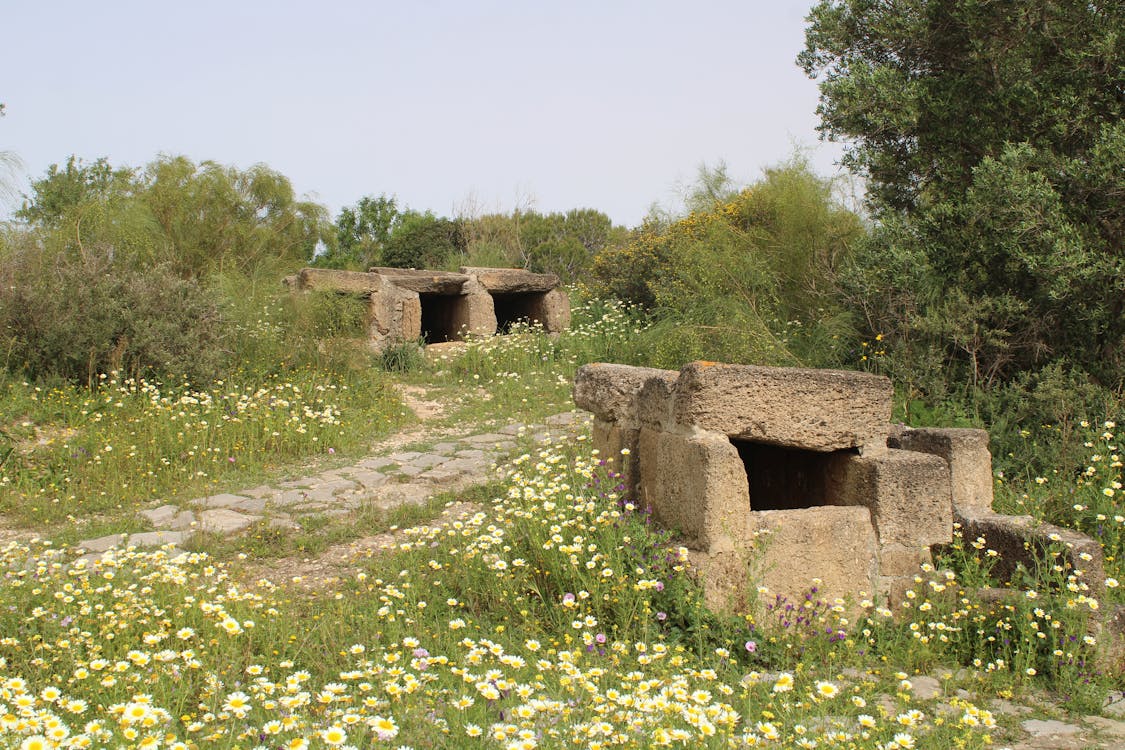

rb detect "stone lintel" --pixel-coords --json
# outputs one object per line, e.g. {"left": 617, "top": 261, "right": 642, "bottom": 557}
{"left": 298, "top": 268, "right": 382, "bottom": 295}
{"left": 672, "top": 362, "right": 892, "bottom": 451}
{"left": 459, "top": 266, "right": 560, "bottom": 293}
{"left": 369, "top": 267, "right": 470, "bottom": 294}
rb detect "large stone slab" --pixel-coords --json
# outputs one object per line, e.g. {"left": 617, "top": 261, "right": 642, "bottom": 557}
{"left": 826, "top": 450, "right": 953, "bottom": 549}
{"left": 459, "top": 266, "right": 560, "bottom": 293}
{"left": 747, "top": 505, "right": 879, "bottom": 608}
{"left": 573, "top": 363, "right": 679, "bottom": 426}
{"left": 445, "top": 277, "right": 496, "bottom": 337}
{"left": 298, "top": 268, "right": 382, "bottom": 295}
{"left": 889, "top": 427, "right": 994, "bottom": 513}
{"left": 671, "top": 362, "right": 893, "bottom": 451}
{"left": 368, "top": 275, "right": 421, "bottom": 345}
{"left": 636, "top": 428, "right": 749, "bottom": 552}
{"left": 369, "top": 267, "right": 470, "bottom": 294}
{"left": 198, "top": 508, "right": 259, "bottom": 534}
{"left": 954, "top": 510, "right": 1107, "bottom": 602}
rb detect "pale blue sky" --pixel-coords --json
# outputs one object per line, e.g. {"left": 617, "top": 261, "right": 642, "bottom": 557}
{"left": 1, "top": 1, "right": 843, "bottom": 227}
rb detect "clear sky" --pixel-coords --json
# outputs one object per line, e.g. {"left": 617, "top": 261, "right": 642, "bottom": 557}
{"left": 1, "top": 1, "right": 843, "bottom": 228}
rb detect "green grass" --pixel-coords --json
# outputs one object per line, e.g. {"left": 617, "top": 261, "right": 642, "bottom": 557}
{"left": 0, "top": 366, "right": 406, "bottom": 530}
{"left": 0, "top": 293, "right": 1121, "bottom": 749}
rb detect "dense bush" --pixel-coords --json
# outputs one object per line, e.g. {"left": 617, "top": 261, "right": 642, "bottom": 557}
{"left": 0, "top": 234, "right": 224, "bottom": 384}
{"left": 380, "top": 211, "right": 467, "bottom": 269}
{"left": 592, "top": 159, "right": 864, "bottom": 369}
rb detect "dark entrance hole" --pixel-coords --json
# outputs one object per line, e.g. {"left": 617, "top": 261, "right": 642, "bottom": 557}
{"left": 732, "top": 439, "right": 855, "bottom": 511}
{"left": 419, "top": 293, "right": 468, "bottom": 343}
{"left": 492, "top": 291, "right": 547, "bottom": 333}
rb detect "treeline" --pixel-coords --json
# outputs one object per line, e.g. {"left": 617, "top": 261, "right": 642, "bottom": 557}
{"left": 1, "top": 0, "right": 1121, "bottom": 475}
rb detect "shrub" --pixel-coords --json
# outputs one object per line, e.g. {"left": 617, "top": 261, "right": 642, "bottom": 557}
{"left": 0, "top": 235, "right": 224, "bottom": 385}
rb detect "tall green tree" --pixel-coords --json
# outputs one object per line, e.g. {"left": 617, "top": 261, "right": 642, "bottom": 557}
{"left": 19, "top": 155, "right": 333, "bottom": 278}
{"left": 328, "top": 193, "right": 400, "bottom": 269}
{"left": 801, "top": 1, "right": 1125, "bottom": 386}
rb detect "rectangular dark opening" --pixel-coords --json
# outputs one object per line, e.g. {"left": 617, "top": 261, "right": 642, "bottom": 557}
{"left": 732, "top": 439, "right": 855, "bottom": 511}
{"left": 419, "top": 293, "right": 466, "bottom": 343}
{"left": 492, "top": 291, "right": 546, "bottom": 333}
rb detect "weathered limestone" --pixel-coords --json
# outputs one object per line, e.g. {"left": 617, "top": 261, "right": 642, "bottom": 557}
{"left": 461, "top": 267, "right": 560, "bottom": 293}
{"left": 574, "top": 364, "right": 679, "bottom": 425}
{"left": 572, "top": 359, "right": 1112, "bottom": 642}
{"left": 888, "top": 427, "right": 994, "bottom": 514}
{"left": 289, "top": 266, "right": 569, "bottom": 349}
{"left": 953, "top": 510, "right": 1107, "bottom": 602}
{"left": 299, "top": 268, "right": 384, "bottom": 295}
{"left": 368, "top": 276, "right": 421, "bottom": 348}
{"left": 368, "top": 267, "right": 470, "bottom": 294}
{"left": 637, "top": 428, "right": 749, "bottom": 552}
{"left": 672, "top": 361, "right": 893, "bottom": 452}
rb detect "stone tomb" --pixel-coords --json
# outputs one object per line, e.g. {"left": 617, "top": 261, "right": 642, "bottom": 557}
{"left": 573, "top": 361, "right": 1109, "bottom": 615}
{"left": 290, "top": 266, "right": 571, "bottom": 349}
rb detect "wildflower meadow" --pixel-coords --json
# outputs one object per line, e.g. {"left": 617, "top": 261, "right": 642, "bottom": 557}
{"left": 0, "top": 301, "right": 1121, "bottom": 749}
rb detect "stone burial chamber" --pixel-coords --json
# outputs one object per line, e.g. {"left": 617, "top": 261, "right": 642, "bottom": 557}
{"left": 572, "top": 361, "right": 1115, "bottom": 631}
{"left": 287, "top": 266, "right": 571, "bottom": 350}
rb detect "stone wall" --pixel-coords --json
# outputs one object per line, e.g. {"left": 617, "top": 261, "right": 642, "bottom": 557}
{"left": 573, "top": 360, "right": 1111, "bottom": 636}
{"left": 290, "top": 266, "right": 570, "bottom": 349}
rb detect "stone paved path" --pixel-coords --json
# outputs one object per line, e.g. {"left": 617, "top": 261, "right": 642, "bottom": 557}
{"left": 76, "top": 410, "right": 591, "bottom": 555}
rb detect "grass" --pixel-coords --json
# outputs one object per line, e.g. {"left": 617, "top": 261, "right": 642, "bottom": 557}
{"left": 0, "top": 293, "right": 1121, "bottom": 749}
{"left": 0, "top": 443, "right": 1014, "bottom": 749}
{"left": 0, "top": 367, "right": 406, "bottom": 530}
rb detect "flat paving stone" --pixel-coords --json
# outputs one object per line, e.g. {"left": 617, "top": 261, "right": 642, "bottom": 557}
{"left": 278, "top": 477, "right": 322, "bottom": 489}
{"left": 77, "top": 534, "right": 127, "bottom": 553}
{"left": 225, "top": 497, "right": 268, "bottom": 514}
{"left": 406, "top": 454, "right": 447, "bottom": 469}
{"left": 164, "top": 510, "right": 197, "bottom": 531}
{"left": 430, "top": 442, "right": 459, "bottom": 453}
{"left": 439, "top": 457, "right": 489, "bottom": 474}
{"left": 374, "top": 484, "right": 433, "bottom": 508}
{"left": 290, "top": 502, "right": 334, "bottom": 514}
{"left": 201, "top": 493, "right": 250, "bottom": 509}
{"left": 498, "top": 424, "right": 526, "bottom": 436}
{"left": 240, "top": 485, "right": 275, "bottom": 499}
{"left": 396, "top": 465, "right": 425, "bottom": 477}
{"left": 128, "top": 530, "right": 192, "bottom": 548}
{"left": 455, "top": 449, "right": 487, "bottom": 459}
{"left": 462, "top": 433, "right": 513, "bottom": 445}
{"left": 198, "top": 508, "right": 259, "bottom": 534}
{"left": 1021, "top": 719, "right": 1082, "bottom": 737}
{"left": 140, "top": 504, "right": 181, "bottom": 526}
{"left": 314, "top": 478, "right": 358, "bottom": 493}
{"left": 388, "top": 451, "right": 422, "bottom": 462}
{"left": 344, "top": 470, "right": 388, "bottom": 489}
{"left": 356, "top": 457, "right": 394, "bottom": 470}
{"left": 1084, "top": 716, "right": 1125, "bottom": 738}
{"left": 418, "top": 468, "right": 463, "bottom": 485}
{"left": 271, "top": 489, "right": 311, "bottom": 507}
